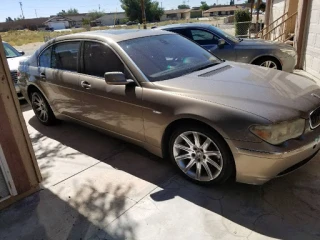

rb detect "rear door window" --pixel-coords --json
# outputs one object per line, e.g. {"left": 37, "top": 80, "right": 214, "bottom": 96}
{"left": 51, "top": 42, "right": 80, "bottom": 71}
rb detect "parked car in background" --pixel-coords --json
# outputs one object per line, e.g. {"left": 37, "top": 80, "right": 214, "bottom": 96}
{"left": 3, "top": 41, "right": 28, "bottom": 99}
{"left": 159, "top": 23, "right": 297, "bottom": 72}
{"left": 126, "top": 21, "right": 138, "bottom": 26}
{"left": 19, "top": 30, "right": 320, "bottom": 185}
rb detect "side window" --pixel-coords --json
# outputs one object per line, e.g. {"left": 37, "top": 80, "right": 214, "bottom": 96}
{"left": 190, "top": 30, "right": 220, "bottom": 45}
{"left": 83, "top": 42, "right": 125, "bottom": 78}
{"left": 51, "top": 42, "right": 80, "bottom": 71}
{"left": 39, "top": 47, "right": 52, "bottom": 67}
{"left": 170, "top": 29, "right": 191, "bottom": 39}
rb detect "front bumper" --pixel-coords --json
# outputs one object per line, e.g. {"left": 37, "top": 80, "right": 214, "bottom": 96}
{"left": 227, "top": 126, "right": 320, "bottom": 185}
{"left": 15, "top": 84, "right": 24, "bottom": 100}
{"left": 279, "top": 54, "right": 297, "bottom": 73}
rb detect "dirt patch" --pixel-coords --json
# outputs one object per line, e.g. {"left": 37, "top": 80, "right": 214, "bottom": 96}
{"left": 14, "top": 42, "right": 44, "bottom": 56}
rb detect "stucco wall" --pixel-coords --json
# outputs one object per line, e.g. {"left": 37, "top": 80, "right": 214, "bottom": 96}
{"left": 303, "top": 0, "right": 320, "bottom": 79}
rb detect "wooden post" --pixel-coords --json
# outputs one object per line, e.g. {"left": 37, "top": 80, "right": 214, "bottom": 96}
{"left": 256, "top": 0, "right": 261, "bottom": 33}
{"left": 264, "top": 0, "right": 272, "bottom": 35}
{"left": 0, "top": 37, "right": 41, "bottom": 209}
{"left": 294, "top": 0, "right": 310, "bottom": 69}
{"left": 250, "top": 0, "right": 255, "bottom": 20}
{"left": 140, "top": 0, "right": 147, "bottom": 29}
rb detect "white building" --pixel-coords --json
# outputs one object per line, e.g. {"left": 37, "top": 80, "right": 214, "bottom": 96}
{"left": 96, "top": 12, "right": 127, "bottom": 26}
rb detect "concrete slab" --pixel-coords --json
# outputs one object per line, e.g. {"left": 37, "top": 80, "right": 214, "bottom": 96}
{"left": 0, "top": 181, "right": 137, "bottom": 240}
{"left": 1, "top": 105, "right": 320, "bottom": 240}
{"left": 101, "top": 172, "right": 320, "bottom": 240}
{"left": 23, "top": 109, "right": 123, "bottom": 187}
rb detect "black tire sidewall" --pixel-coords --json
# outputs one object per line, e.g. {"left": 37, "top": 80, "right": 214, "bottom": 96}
{"left": 31, "top": 91, "right": 56, "bottom": 126}
{"left": 168, "top": 124, "right": 235, "bottom": 185}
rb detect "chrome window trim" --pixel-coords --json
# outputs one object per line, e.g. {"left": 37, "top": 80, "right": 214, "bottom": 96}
{"left": 37, "top": 38, "right": 143, "bottom": 87}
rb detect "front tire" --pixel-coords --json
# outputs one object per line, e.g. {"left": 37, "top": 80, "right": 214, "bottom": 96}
{"left": 253, "top": 57, "right": 281, "bottom": 70}
{"left": 168, "top": 125, "right": 235, "bottom": 184}
{"left": 31, "top": 91, "right": 56, "bottom": 126}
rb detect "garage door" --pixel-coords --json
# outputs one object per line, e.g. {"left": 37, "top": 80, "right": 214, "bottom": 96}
{"left": 304, "top": 1, "right": 320, "bottom": 79}
{"left": 50, "top": 22, "right": 66, "bottom": 30}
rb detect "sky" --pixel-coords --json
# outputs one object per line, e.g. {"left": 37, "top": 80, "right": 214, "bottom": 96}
{"left": 0, "top": 0, "right": 248, "bottom": 22}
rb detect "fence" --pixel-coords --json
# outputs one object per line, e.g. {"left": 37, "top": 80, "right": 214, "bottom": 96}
{"left": 217, "top": 21, "right": 264, "bottom": 38}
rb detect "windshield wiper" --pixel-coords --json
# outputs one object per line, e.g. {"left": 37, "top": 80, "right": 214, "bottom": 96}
{"left": 238, "top": 38, "right": 243, "bottom": 42}
{"left": 191, "top": 62, "right": 220, "bottom": 72}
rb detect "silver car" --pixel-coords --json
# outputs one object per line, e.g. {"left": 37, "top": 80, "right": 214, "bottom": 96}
{"left": 159, "top": 23, "right": 297, "bottom": 72}
{"left": 18, "top": 30, "right": 320, "bottom": 185}
{"left": 3, "top": 41, "right": 28, "bottom": 99}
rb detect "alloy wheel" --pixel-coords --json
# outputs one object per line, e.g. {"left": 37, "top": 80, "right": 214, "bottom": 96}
{"left": 260, "top": 60, "right": 278, "bottom": 69}
{"left": 173, "top": 131, "right": 223, "bottom": 182}
{"left": 32, "top": 92, "right": 49, "bottom": 123}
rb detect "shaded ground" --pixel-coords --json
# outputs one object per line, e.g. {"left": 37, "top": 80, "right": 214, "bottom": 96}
{"left": 0, "top": 103, "right": 320, "bottom": 240}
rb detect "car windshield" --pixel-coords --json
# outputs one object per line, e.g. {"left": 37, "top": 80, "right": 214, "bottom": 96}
{"left": 119, "top": 34, "right": 221, "bottom": 82}
{"left": 3, "top": 42, "right": 22, "bottom": 58}
{"left": 209, "top": 26, "right": 240, "bottom": 43}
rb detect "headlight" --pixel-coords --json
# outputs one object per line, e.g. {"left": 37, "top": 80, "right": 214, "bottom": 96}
{"left": 250, "top": 119, "right": 305, "bottom": 145}
{"left": 280, "top": 48, "right": 296, "bottom": 57}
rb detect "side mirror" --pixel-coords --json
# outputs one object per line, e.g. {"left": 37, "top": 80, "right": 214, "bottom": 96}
{"left": 218, "top": 39, "right": 226, "bottom": 49}
{"left": 104, "top": 72, "right": 131, "bottom": 85}
{"left": 19, "top": 51, "right": 25, "bottom": 55}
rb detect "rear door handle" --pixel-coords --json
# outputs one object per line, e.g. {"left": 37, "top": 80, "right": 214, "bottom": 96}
{"left": 81, "top": 81, "right": 91, "bottom": 89}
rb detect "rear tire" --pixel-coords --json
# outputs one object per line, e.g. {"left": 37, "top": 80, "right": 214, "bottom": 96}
{"left": 30, "top": 91, "right": 56, "bottom": 126}
{"left": 168, "top": 124, "right": 235, "bottom": 185}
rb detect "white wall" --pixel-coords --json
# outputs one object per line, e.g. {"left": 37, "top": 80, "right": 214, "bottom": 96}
{"left": 271, "top": 0, "right": 286, "bottom": 22}
{"left": 99, "top": 13, "right": 126, "bottom": 26}
{"left": 303, "top": 0, "right": 320, "bottom": 79}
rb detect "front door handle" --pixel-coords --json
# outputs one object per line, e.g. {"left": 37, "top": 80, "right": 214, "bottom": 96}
{"left": 81, "top": 81, "right": 91, "bottom": 89}
{"left": 40, "top": 72, "right": 46, "bottom": 80}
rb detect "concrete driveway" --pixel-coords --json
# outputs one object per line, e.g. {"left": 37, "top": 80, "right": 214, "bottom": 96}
{"left": 1, "top": 102, "right": 320, "bottom": 240}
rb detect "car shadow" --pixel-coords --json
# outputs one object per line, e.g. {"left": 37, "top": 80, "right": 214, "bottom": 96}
{"left": 28, "top": 115, "right": 320, "bottom": 239}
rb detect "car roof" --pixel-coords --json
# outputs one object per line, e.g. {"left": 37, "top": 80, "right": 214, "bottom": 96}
{"left": 50, "top": 29, "right": 174, "bottom": 43}
{"left": 158, "top": 23, "right": 212, "bottom": 30}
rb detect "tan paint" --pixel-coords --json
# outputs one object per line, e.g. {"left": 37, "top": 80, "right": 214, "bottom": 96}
{"left": 19, "top": 31, "right": 320, "bottom": 185}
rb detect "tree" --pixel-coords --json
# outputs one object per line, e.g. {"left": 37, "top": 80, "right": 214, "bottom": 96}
{"left": 87, "top": 10, "right": 105, "bottom": 20}
{"left": 177, "top": 4, "right": 190, "bottom": 9}
{"left": 58, "top": 8, "right": 79, "bottom": 15}
{"left": 200, "top": 1, "right": 210, "bottom": 11}
{"left": 258, "top": 2, "right": 266, "bottom": 12}
{"left": 120, "top": 0, "right": 164, "bottom": 23}
{"left": 5, "top": 17, "right": 13, "bottom": 22}
{"left": 13, "top": 16, "right": 24, "bottom": 21}
{"left": 235, "top": 9, "right": 251, "bottom": 36}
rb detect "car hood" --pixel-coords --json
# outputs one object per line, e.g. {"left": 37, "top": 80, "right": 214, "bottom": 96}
{"left": 237, "top": 38, "right": 293, "bottom": 49}
{"left": 6, "top": 56, "right": 29, "bottom": 71}
{"left": 153, "top": 62, "right": 320, "bottom": 123}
